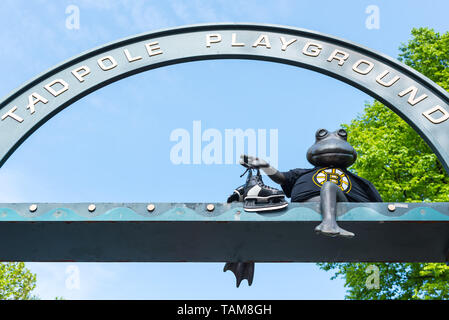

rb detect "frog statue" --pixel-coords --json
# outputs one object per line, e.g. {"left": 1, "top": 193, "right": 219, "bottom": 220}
{"left": 243, "top": 128, "right": 383, "bottom": 237}
{"left": 224, "top": 128, "right": 383, "bottom": 287}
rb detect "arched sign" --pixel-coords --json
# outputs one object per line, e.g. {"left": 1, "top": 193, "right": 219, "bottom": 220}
{"left": 1, "top": 23, "right": 448, "bottom": 172}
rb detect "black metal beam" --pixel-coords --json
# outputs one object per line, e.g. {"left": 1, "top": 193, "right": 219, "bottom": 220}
{"left": 0, "top": 202, "right": 448, "bottom": 262}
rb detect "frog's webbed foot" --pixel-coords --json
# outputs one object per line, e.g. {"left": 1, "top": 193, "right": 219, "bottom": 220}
{"left": 223, "top": 262, "right": 255, "bottom": 287}
{"left": 314, "top": 221, "right": 355, "bottom": 238}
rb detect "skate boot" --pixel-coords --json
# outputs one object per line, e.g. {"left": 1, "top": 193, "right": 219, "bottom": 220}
{"left": 227, "top": 185, "right": 245, "bottom": 203}
{"left": 242, "top": 168, "right": 288, "bottom": 212}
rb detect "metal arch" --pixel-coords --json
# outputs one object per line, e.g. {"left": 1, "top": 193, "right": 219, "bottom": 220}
{"left": 1, "top": 23, "right": 449, "bottom": 172}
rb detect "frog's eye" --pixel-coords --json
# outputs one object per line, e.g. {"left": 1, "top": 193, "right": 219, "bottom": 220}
{"left": 337, "top": 129, "right": 347, "bottom": 139}
{"left": 316, "top": 129, "right": 328, "bottom": 139}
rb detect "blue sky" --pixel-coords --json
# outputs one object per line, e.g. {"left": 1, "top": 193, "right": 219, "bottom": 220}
{"left": 0, "top": 0, "right": 448, "bottom": 299}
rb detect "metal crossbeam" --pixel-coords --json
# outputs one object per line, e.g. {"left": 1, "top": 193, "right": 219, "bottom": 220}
{"left": 1, "top": 202, "right": 448, "bottom": 262}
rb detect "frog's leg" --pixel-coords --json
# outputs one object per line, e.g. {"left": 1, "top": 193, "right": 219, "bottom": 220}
{"left": 315, "top": 181, "right": 355, "bottom": 238}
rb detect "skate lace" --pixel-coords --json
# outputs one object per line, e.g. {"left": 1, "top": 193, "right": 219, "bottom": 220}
{"left": 256, "top": 179, "right": 279, "bottom": 191}
{"left": 240, "top": 167, "right": 280, "bottom": 191}
{"left": 240, "top": 168, "right": 250, "bottom": 178}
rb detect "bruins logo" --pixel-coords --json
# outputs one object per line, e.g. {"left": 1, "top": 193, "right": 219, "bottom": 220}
{"left": 312, "top": 167, "right": 352, "bottom": 193}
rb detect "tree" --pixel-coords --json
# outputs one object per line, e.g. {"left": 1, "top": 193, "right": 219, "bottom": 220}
{"left": 0, "top": 262, "right": 37, "bottom": 300}
{"left": 318, "top": 28, "right": 449, "bottom": 299}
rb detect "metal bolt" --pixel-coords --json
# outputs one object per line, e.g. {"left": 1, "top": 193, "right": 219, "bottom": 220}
{"left": 88, "top": 204, "right": 96, "bottom": 212}
{"left": 234, "top": 210, "right": 241, "bottom": 221}
{"left": 387, "top": 204, "right": 396, "bottom": 212}
{"left": 206, "top": 204, "right": 215, "bottom": 212}
{"left": 147, "top": 204, "right": 155, "bottom": 212}
{"left": 29, "top": 204, "right": 38, "bottom": 213}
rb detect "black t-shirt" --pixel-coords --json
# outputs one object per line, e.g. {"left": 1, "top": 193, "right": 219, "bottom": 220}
{"left": 281, "top": 167, "right": 382, "bottom": 203}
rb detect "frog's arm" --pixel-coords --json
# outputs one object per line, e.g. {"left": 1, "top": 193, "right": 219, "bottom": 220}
{"left": 240, "top": 154, "right": 286, "bottom": 185}
{"left": 262, "top": 166, "right": 286, "bottom": 185}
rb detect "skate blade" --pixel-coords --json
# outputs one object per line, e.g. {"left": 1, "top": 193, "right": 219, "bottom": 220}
{"left": 243, "top": 202, "right": 288, "bottom": 212}
{"left": 244, "top": 195, "right": 286, "bottom": 201}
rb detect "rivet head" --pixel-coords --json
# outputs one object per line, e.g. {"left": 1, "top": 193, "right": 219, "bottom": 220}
{"left": 147, "top": 204, "right": 155, "bottom": 212}
{"left": 388, "top": 204, "right": 396, "bottom": 212}
{"left": 88, "top": 204, "right": 96, "bottom": 212}
{"left": 206, "top": 204, "right": 215, "bottom": 212}
{"left": 29, "top": 204, "right": 38, "bottom": 213}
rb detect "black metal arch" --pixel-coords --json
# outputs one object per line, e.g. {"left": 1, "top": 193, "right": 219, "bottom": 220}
{"left": 0, "top": 23, "right": 448, "bottom": 172}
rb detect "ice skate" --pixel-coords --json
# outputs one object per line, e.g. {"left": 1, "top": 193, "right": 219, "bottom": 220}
{"left": 226, "top": 185, "right": 245, "bottom": 203}
{"left": 242, "top": 168, "right": 288, "bottom": 212}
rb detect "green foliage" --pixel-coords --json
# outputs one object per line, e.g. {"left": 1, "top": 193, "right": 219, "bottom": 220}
{"left": 0, "top": 262, "right": 37, "bottom": 300}
{"left": 398, "top": 27, "right": 449, "bottom": 91}
{"left": 319, "top": 27, "right": 449, "bottom": 299}
{"left": 344, "top": 100, "right": 449, "bottom": 203}
{"left": 318, "top": 262, "right": 449, "bottom": 300}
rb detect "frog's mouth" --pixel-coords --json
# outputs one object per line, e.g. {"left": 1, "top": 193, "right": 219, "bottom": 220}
{"left": 312, "top": 147, "right": 355, "bottom": 157}
{"left": 311, "top": 152, "right": 354, "bottom": 161}
{"left": 313, "top": 150, "right": 353, "bottom": 157}
{"left": 309, "top": 148, "right": 356, "bottom": 167}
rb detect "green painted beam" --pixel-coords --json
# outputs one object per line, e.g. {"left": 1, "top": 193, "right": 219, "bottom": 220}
{"left": 0, "top": 202, "right": 448, "bottom": 262}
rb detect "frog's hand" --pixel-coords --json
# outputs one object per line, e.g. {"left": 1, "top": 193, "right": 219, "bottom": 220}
{"left": 223, "top": 262, "right": 255, "bottom": 288}
{"left": 240, "top": 154, "right": 269, "bottom": 168}
{"left": 239, "top": 154, "right": 252, "bottom": 168}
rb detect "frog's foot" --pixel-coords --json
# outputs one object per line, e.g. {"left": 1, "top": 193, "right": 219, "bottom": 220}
{"left": 314, "top": 222, "right": 355, "bottom": 238}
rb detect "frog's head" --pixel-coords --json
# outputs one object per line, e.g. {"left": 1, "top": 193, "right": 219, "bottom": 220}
{"left": 306, "top": 128, "right": 357, "bottom": 168}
